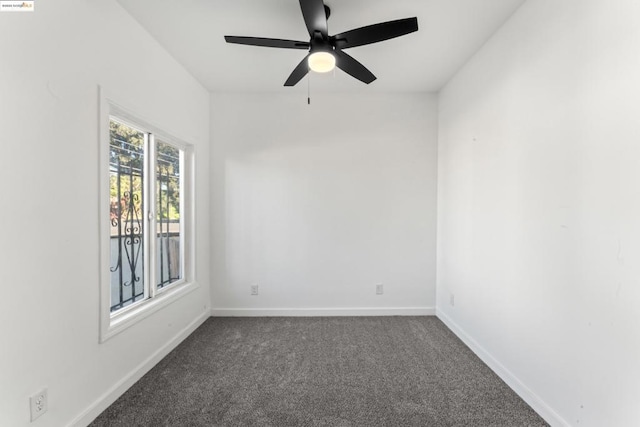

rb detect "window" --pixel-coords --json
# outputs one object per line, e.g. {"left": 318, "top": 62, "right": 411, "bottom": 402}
{"left": 100, "top": 96, "right": 195, "bottom": 341}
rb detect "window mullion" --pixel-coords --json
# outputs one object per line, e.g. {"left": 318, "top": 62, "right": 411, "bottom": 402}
{"left": 146, "top": 133, "right": 158, "bottom": 299}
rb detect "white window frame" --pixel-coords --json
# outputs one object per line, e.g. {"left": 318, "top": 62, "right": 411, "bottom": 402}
{"left": 98, "top": 87, "right": 197, "bottom": 342}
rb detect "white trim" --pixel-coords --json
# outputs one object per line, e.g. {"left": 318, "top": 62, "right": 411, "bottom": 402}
{"left": 183, "top": 143, "right": 196, "bottom": 284}
{"left": 70, "top": 310, "right": 210, "bottom": 427}
{"left": 98, "top": 85, "right": 112, "bottom": 342}
{"left": 436, "top": 308, "right": 569, "bottom": 427}
{"left": 103, "top": 281, "right": 200, "bottom": 342}
{"left": 178, "top": 148, "right": 186, "bottom": 282}
{"left": 210, "top": 307, "right": 435, "bottom": 317}
{"left": 147, "top": 132, "right": 157, "bottom": 299}
{"left": 98, "top": 85, "right": 197, "bottom": 342}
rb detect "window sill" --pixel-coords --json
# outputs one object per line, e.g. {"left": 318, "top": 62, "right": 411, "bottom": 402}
{"left": 100, "top": 280, "right": 200, "bottom": 343}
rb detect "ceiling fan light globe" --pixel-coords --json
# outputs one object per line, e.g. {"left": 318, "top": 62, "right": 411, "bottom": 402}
{"left": 308, "top": 51, "right": 335, "bottom": 73}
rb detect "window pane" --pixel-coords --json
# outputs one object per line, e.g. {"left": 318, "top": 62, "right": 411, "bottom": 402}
{"left": 109, "top": 119, "right": 146, "bottom": 312}
{"left": 156, "top": 140, "right": 182, "bottom": 289}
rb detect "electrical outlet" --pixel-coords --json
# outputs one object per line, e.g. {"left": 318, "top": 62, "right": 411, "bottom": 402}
{"left": 30, "top": 388, "right": 48, "bottom": 421}
{"left": 251, "top": 284, "right": 259, "bottom": 296}
{"left": 376, "top": 284, "right": 384, "bottom": 295}
{"left": 450, "top": 293, "right": 455, "bottom": 306}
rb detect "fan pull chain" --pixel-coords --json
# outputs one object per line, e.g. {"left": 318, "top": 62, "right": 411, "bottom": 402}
{"left": 307, "top": 73, "right": 311, "bottom": 105}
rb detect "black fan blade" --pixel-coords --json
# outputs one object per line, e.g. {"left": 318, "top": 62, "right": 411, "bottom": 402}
{"left": 331, "top": 17, "right": 418, "bottom": 49}
{"left": 284, "top": 55, "right": 310, "bottom": 86}
{"left": 299, "top": 0, "right": 328, "bottom": 37}
{"left": 334, "top": 50, "right": 376, "bottom": 84}
{"left": 225, "top": 36, "right": 310, "bottom": 50}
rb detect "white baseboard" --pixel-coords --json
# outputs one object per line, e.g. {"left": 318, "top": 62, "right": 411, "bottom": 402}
{"left": 210, "top": 307, "right": 435, "bottom": 317}
{"left": 70, "top": 309, "right": 210, "bottom": 427}
{"left": 436, "top": 308, "right": 569, "bottom": 427}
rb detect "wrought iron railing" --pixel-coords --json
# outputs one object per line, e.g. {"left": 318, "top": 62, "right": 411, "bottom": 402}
{"left": 109, "top": 145, "right": 145, "bottom": 312}
{"left": 156, "top": 147, "right": 182, "bottom": 289}
{"left": 109, "top": 137, "right": 182, "bottom": 312}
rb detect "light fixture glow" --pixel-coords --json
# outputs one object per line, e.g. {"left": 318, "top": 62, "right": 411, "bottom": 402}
{"left": 308, "top": 51, "right": 335, "bottom": 73}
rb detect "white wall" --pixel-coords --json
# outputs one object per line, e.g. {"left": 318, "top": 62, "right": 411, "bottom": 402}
{"left": 437, "top": 0, "right": 640, "bottom": 426}
{"left": 210, "top": 93, "right": 437, "bottom": 315}
{"left": 0, "top": 1, "right": 210, "bottom": 426}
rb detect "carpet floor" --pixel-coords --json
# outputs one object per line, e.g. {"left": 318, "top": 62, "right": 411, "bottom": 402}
{"left": 90, "top": 317, "right": 548, "bottom": 426}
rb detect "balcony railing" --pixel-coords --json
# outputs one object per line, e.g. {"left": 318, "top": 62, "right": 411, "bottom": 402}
{"left": 109, "top": 145, "right": 181, "bottom": 312}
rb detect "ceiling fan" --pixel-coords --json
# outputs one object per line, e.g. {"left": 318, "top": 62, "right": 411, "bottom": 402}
{"left": 224, "top": 0, "right": 418, "bottom": 86}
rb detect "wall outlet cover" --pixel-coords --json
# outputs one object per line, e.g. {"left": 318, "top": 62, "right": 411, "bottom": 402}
{"left": 30, "top": 388, "right": 48, "bottom": 421}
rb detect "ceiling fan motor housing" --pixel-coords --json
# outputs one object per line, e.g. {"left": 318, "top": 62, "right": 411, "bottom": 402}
{"left": 310, "top": 31, "right": 334, "bottom": 54}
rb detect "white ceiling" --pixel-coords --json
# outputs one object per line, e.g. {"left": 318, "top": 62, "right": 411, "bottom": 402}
{"left": 116, "top": 0, "right": 525, "bottom": 93}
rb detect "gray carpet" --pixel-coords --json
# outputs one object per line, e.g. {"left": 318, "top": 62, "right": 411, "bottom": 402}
{"left": 90, "top": 317, "right": 548, "bottom": 426}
